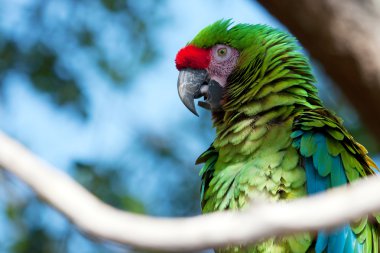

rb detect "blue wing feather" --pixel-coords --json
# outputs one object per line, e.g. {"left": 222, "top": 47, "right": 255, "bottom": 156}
{"left": 315, "top": 231, "right": 328, "bottom": 253}
{"left": 295, "top": 132, "right": 365, "bottom": 253}
{"left": 304, "top": 157, "right": 328, "bottom": 194}
{"left": 291, "top": 109, "right": 378, "bottom": 253}
{"left": 331, "top": 156, "right": 347, "bottom": 187}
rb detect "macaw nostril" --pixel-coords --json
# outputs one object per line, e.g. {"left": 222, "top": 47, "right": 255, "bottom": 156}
{"left": 200, "top": 85, "right": 209, "bottom": 94}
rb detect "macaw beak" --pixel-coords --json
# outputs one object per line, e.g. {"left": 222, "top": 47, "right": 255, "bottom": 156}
{"left": 177, "top": 68, "right": 208, "bottom": 116}
{"left": 177, "top": 68, "right": 223, "bottom": 116}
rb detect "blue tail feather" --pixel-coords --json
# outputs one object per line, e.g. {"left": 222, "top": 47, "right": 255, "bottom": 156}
{"left": 327, "top": 226, "right": 349, "bottom": 253}
{"left": 304, "top": 158, "right": 328, "bottom": 194}
{"left": 315, "top": 231, "right": 328, "bottom": 253}
{"left": 296, "top": 131, "right": 370, "bottom": 253}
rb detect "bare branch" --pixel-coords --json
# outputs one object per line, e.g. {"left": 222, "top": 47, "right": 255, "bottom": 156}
{"left": 0, "top": 131, "right": 380, "bottom": 251}
{"left": 257, "top": 0, "right": 380, "bottom": 143}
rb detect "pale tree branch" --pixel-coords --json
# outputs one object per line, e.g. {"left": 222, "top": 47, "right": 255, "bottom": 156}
{"left": 256, "top": 0, "right": 380, "bottom": 143}
{"left": 0, "top": 130, "right": 380, "bottom": 251}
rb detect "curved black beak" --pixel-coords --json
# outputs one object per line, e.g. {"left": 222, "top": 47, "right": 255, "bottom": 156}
{"left": 177, "top": 68, "right": 208, "bottom": 116}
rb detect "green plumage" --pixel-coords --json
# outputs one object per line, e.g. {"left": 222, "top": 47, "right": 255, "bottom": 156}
{"left": 190, "top": 20, "right": 379, "bottom": 253}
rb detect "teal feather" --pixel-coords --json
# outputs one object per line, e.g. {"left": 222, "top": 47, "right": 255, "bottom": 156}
{"left": 293, "top": 127, "right": 370, "bottom": 253}
{"left": 290, "top": 130, "right": 303, "bottom": 138}
{"left": 312, "top": 133, "right": 333, "bottom": 177}
{"left": 343, "top": 230, "right": 355, "bottom": 253}
{"left": 327, "top": 226, "right": 348, "bottom": 253}
{"left": 331, "top": 156, "right": 347, "bottom": 187}
{"left": 304, "top": 157, "right": 328, "bottom": 194}
{"left": 315, "top": 231, "right": 328, "bottom": 253}
{"left": 300, "top": 132, "right": 316, "bottom": 157}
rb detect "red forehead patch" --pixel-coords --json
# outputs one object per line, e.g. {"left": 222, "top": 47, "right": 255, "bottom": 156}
{"left": 175, "top": 45, "right": 211, "bottom": 70}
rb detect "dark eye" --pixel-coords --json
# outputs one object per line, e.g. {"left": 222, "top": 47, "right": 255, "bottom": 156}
{"left": 217, "top": 47, "right": 227, "bottom": 57}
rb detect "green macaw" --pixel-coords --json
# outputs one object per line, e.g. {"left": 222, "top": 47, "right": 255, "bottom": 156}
{"left": 175, "top": 20, "right": 380, "bottom": 253}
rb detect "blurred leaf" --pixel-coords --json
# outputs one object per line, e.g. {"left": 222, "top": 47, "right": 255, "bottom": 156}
{"left": 11, "top": 227, "right": 57, "bottom": 253}
{"left": 76, "top": 28, "right": 95, "bottom": 47}
{"left": 98, "top": 59, "right": 127, "bottom": 84}
{"left": 101, "top": 0, "right": 127, "bottom": 12}
{"left": 0, "top": 0, "right": 164, "bottom": 118}
{"left": 73, "top": 161, "right": 145, "bottom": 214}
{"left": 1, "top": 0, "right": 167, "bottom": 252}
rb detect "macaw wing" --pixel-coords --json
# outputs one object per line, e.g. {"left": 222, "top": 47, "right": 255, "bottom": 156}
{"left": 196, "top": 144, "right": 218, "bottom": 211}
{"left": 292, "top": 109, "right": 379, "bottom": 253}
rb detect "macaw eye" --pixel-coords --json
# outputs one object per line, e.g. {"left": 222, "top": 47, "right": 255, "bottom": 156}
{"left": 213, "top": 45, "right": 235, "bottom": 63}
{"left": 217, "top": 47, "right": 227, "bottom": 57}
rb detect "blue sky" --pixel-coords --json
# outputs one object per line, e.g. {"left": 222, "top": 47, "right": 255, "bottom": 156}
{"left": 0, "top": 0, "right": 282, "bottom": 171}
{"left": 0, "top": 0, "right": 285, "bottom": 204}
{"left": 0, "top": 1, "right": 284, "bottom": 251}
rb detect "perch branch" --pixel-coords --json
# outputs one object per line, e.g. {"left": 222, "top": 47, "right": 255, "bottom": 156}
{"left": 0, "top": 130, "right": 380, "bottom": 251}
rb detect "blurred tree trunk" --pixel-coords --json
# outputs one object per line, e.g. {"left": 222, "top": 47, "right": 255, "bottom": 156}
{"left": 257, "top": 0, "right": 380, "bottom": 144}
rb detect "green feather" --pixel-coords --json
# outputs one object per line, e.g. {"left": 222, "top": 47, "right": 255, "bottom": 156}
{"left": 352, "top": 217, "right": 368, "bottom": 234}
{"left": 326, "top": 137, "right": 345, "bottom": 156}
{"left": 300, "top": 133, "right": 316, "bottom": 157}
{"left": 188, "top": 20, "right": 379, "bottom": 253}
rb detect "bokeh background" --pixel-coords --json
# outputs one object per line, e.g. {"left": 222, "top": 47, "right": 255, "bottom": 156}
{"left": 0, "top": 0, "right": 378, "bottom": 252}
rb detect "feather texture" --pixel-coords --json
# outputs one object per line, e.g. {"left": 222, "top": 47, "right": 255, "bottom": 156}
{"left": 188, "top": 20, "right": 380, "bottom": 253}
{"left": 292, "top": 109, "right": 378, "bottom": 253}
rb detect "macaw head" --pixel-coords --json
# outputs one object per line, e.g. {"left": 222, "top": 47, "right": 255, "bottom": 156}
{"left": 175, "top": 19, "right": 315, "bottom": 117}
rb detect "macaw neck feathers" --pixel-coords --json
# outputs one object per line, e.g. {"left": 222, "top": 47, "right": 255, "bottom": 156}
{"left": 211, "top": 26, "right": 322, "bottom": 130}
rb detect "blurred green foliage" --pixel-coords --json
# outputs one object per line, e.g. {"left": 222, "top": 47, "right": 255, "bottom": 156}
{"left": 73, "top": 161, "right": 145, "bottom": 213}
{"left": 0, "top": 0, "right": 163, "bottom": 118}
{"left": 0, "top": 0, "right": 195, "bottom": 253}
